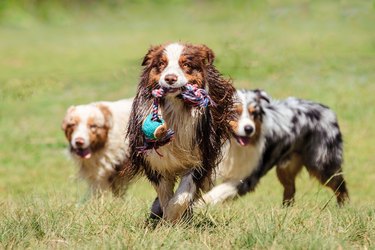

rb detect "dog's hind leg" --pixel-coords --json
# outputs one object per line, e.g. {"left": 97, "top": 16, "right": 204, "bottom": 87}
{"left": 276, "top": 154, "right": 303, "bottom": 206}
{"left": 307, "top": 166, "right": 349, "bottom": 206}
{"left": 325, "top": 173, "right": 349, "bottom": 206}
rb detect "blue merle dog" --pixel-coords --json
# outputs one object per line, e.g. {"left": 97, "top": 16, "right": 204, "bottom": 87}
{"left": 201, "top": 89, "right": 349, "bottom": 206}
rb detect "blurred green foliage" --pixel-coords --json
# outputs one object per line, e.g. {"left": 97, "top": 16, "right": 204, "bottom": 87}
{"left": 0, "top": 0, "right": 206, "bottom": 24}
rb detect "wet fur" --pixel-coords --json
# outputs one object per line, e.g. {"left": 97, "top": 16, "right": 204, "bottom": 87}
{"left": 127, "top": 43, "right": 235, "bottom": 222}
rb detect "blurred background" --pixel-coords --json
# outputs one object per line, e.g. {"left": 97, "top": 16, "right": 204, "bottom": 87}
{"left": 0, "top": 1, "right": 374, "bottom": 248}
{"left": 0, "top": 0, "right": 374, "bottom": 204}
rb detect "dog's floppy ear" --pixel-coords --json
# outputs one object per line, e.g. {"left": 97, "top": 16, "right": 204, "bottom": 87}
{"left": 254, "top": 89, "right": 270, "bottom": 104}
{"left": 61, "top": 106, "right": 75, "bottom": 131}
{"left": 97, "top": 104, "right": 113, "bottom": 129}
{"left": 142, "top": 45, "right": 163, "bottom": 67}
{"left": 199, "top": 44, "right": 215, "bottom": 65}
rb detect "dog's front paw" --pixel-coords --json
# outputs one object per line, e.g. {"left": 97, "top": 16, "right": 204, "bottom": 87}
{"left": 163, "top": 204, "right": 186, "bottom": 223}
{"left": 163, "top": 197, "right": 192, "bottom": 223}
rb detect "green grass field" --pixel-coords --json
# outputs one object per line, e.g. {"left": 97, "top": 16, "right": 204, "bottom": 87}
{"left": 1, "top": 0, "right": 374, "bottom": 248}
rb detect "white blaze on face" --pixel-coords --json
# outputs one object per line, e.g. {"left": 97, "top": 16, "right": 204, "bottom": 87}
{"left": 70, "top": 105, "right": 104, "bottom": 150}
{"left": 159, "top": 43, "right": 188, "bottom": 88}
{"left": 233, "top": 91, "right": 255, "bottom": 137}
{"left": 70, "top": 107, "right": 91, "bottom": 150}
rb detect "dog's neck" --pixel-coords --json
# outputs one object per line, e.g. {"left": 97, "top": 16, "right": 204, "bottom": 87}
{"left": 160, "top": 95, "right": 192, "bottom": 125}
{"left": 159, "top": 95, "right": 201, "bottom": 149}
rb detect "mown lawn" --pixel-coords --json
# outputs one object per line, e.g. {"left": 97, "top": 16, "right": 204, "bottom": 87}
{"left": 0, "top": 0, "right": 374, "bottom": 248}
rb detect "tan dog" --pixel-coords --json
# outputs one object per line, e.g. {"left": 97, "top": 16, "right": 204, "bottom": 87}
{"left": 62, "top": 99, "right": 133, "bottom": 196}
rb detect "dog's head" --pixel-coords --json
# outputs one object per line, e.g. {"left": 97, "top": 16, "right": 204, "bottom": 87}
{"left": 61, "top": 104, "right": 112, "bottom": 159}
{"left": 230, "top": 89, "right": 270, "bottom": 146}
{"left": 141, "top": 42, "right": 215, "bottom": 95}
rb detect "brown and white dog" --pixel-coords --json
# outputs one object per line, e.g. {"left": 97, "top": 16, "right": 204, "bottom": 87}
{"left": 127, "top": 43, "right": 235, "bottom": 222}
{"left": 62, "top": 99, "right": 133, "bottom": 197}
{"left": 200, "top": 89, "right": 349, "bottom": 206}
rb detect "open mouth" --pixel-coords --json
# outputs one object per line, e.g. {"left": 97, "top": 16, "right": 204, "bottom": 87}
{"left": 73, "top": 147, "right": 92, "bottom": 159}
{"left": 168, "top": 86, "right": 182, "bottom": 91}
{"left": 233, "top": 134, "right": 251, "bottom": 146}
{"left": 155, "top": 85, "right": 182, "bottom": 97}
{"left": 165, "top": 87, "right": 182, "bottom": 95}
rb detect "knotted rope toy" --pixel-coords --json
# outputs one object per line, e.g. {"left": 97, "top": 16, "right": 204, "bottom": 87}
{"left": 137, "top": 83, "right": 214, "bottom": 155}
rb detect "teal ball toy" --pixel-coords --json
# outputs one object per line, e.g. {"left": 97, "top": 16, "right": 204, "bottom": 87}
{"left": 142, "top": 114, "right": 165, "bottom": 140}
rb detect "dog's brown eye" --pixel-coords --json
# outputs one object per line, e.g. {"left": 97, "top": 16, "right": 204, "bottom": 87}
{"left": 234, "top": 104, "right": 243, "bottom": 115}
{"left": 90, "top": 125, "right": 97, "bottom": 130}
{"left": 158, "top": 61, "right": 165, "bottom": 68}
{"left": 249, "top": 105, "right": 261, "bottom": 119}
{"left": 248, "top": 104, "right": 257, "bottom": 115}
{"left": 183, "top": 63, "right": 190, "bottom": 69}
{"left": 67, "top": 123, "right": 76, "bottom": 128}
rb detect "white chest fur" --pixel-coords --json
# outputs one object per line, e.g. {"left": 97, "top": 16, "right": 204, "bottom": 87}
{"left": 217, "top": 139, "right": 263, "bottom": 182}
{"left": 145, "top": 97, "right": 202, "bottom": 176}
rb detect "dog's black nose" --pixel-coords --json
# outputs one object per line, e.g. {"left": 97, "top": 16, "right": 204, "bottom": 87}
{"left": 244, "top": 125, "right": 254, "bottom": 135}
{"left": 164, "top": 74, "right": 177, "bottom": 85}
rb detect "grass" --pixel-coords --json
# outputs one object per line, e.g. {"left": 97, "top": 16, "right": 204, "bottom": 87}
{"left": 0, "top": 0, "right": 374, "bottom": 248}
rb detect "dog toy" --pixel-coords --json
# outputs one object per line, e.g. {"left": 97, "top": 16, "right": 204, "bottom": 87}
{"left": 180, "top": 84, "right": 213, "bottom": 108}
{"left": 137, "top": 84, "right": 213, "bottom": 155}
{"left": 142, "top": 114, "right": 167, "bottom": 140}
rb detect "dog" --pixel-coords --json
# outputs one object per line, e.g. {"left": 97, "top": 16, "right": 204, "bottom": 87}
{"left": 62, "top": 98, "right": 133, "bottom": 197}
{"left": 127, "top": 43, "right": 235, "bottom": 222}
{"left": 200, "top": 89, "right": 349, "bottom": 206}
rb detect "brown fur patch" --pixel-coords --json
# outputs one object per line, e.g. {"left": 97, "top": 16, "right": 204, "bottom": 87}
{"left": 141, "top": 46, "right": 169, "bottom": 89}
{"left": 248, "top": 104, "right": 256, "bottom": 114}
{"left": 234, "top": 103, "right": 243, "bottom": 115}
{"left": 228, "top": 103, "right": 242, "bottom": 133}
{"left": 142, "top": 45, "right": 164, "bottom": 66}
{"left": 249, "top": 117, "right": 262, "bottom": 145}
{"left": 184, "top": 44, "right": 215, "bottom": 65}
{"left": 178, "top": 54, "right": 205, "bottom": 88}
{"left": 61, "top": 106, "right": 79, "bottom": 142}
{"left": 305, "top": 166, "right": 349, "bottom": 205}
{"left": 87, "top": 118, "right": 108, "bottom": 151}
{"left": 87, "top": 105, "right": 112, "bottom": 152}
{"left": 97, "top": 104, "right": 113, "bottom": 129}
{"left": 229, "top": 120, "right": 239, "bottom": 133}
{"left": 276, "top": 154, "right": 303, "bottom": 206}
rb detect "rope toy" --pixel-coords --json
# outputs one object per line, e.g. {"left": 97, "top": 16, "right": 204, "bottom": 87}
{"left": 137, "top": 84, "right": 213, "bottom": 155}
{"left": 180, "top": 84, "right": 213, "bottom": 108}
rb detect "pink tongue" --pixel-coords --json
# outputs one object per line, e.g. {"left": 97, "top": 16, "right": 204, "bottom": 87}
{"left": 76, "top": 148, "right": 92, "bottom": 159}
{"left": 237, "top": 136, "right": 250, "bottom": 146}
{"left": 83, "top": 152, "right": 92, "bottom": 159}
